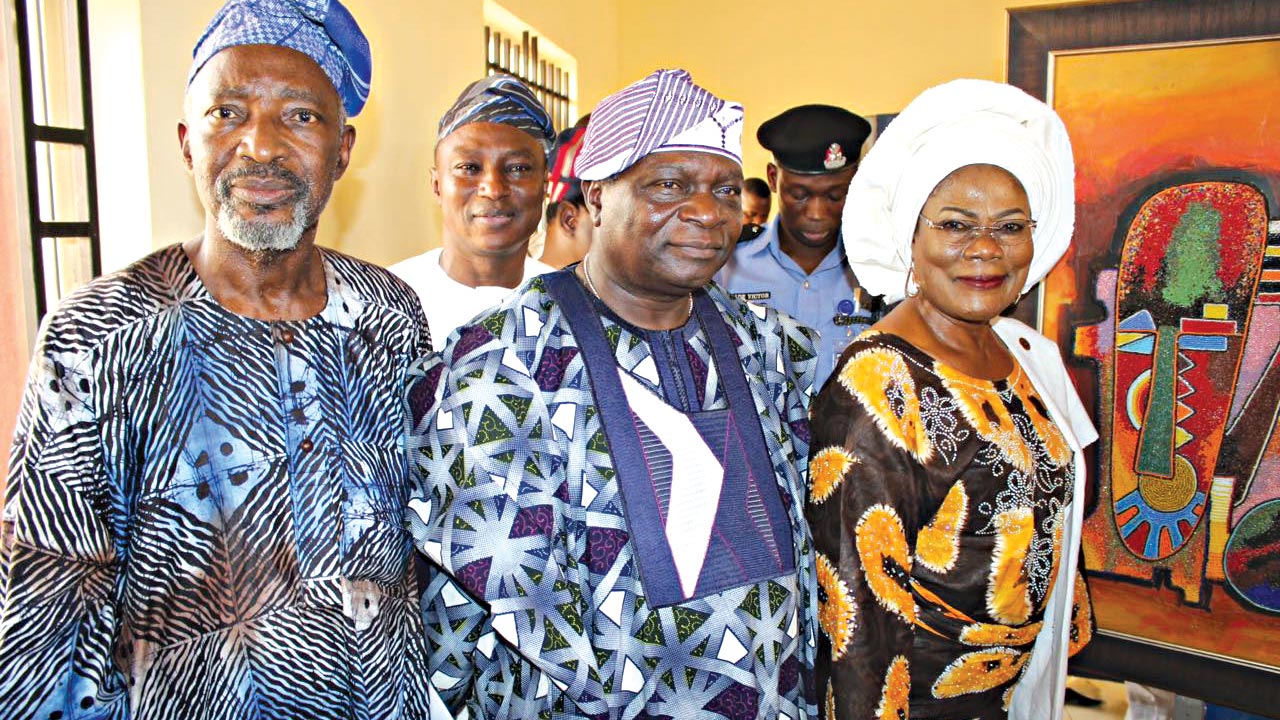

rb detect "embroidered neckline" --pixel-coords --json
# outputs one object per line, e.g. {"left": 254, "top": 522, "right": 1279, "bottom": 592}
{"left": 856, "top": 331, "right": 1022, "bottom": 390}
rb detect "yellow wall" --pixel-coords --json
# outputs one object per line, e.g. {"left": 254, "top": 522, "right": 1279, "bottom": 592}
{"left": 3, "top": 0, "right": 626, "bottom": 452}
{"left": 90, "top": 0, "right": 1097, "bottom": 272}
{"left": 7, "top": 0, "right": 1097, "bottom": 413}
{"left": 615, "top": 0, "right": 1092, "bottom": 181}
{"left": 496, "top": 0, "right": 621, "bottom": 115}
{"left": 3, "top": 0, "right": 1101, "bottom": 482}
{"left": 96, "top": 0, "right": 623, "bottom": 272}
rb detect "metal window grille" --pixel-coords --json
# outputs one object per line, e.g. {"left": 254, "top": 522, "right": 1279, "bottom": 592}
{"left": 484, "top": 26, "right": 571, "bottom": 132}
{"left": 13, "top": 0, "right": 101, "bottom": 320}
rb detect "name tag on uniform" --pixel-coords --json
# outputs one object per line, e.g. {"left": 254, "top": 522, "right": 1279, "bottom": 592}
{"left": 733, "top": 291, "right": 771, "bottom": 302}
{"left": 833, "top": 289, "right": 883, "bottom": 325}
{"left": 833, "top": 296, "right": 860, "bottom": 326}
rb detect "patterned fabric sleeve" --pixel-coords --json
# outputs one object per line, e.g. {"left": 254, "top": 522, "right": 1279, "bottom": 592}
{"left": 405, "top": 352, "right": 483, "bottom": 712}
{"left": 406, "top": 327, "right": 609, "bottom": 715}
{"left": 769, "top": 313, "right": 820, "bottom": 714}
{"left": 416, "top": 568, "right": 490, "bottom": 712}
{"left": 777, "top": 317, "right": 817, "bottom": 462}
{"left": 0, "top": 331, "right": 128, "bottom": 718}
{"left": 807, "top": 345, "right": 928, "bottom": 720}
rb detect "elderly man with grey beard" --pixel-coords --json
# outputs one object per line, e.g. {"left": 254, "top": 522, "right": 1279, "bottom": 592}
{"left": 0, "top": 1, "right": 441, "bottom": 718}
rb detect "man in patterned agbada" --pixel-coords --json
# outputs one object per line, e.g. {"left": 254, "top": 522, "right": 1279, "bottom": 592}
{"left": 0, "top": 1, "right": 438, "bottom": 717}
{"left": 406, "top": 69, "right": 821, "bottom": 719}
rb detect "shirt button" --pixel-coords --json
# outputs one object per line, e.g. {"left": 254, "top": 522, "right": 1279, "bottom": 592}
{"left": 803, "top": 281, "right": 810, "bottom": 289}
{"left": 299, "top": 438, "right": 314, "bottom": 452}
{"left": 280, "top": 329, "right": 295, "bottom": 344}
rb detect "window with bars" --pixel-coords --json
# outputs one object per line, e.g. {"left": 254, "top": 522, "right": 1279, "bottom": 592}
{"left": 484, "top": 26, "right": 572, "bottom": 132}
{"left": 14, "top": 0, "right": 100, "bottom": 320}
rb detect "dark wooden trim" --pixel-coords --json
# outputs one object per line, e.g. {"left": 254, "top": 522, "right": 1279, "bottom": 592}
{"left": 1071, "top": 632, "right": 1280, "bottom": 717}
{"left": 1008, "top": 0, "right": 1280, "bottom": 100}
{"left": 13, "top": 0, "right": 48, "bottom": 316}
{"left": 31, "top": 125, "right": 87, "bottom": 144}
{"left": 36, "top": 222, "right": 93, "bottom": 238}
{"left": 76, "top": 0, "right": 101, "bottom": 280}
{"left": 484, "top": 26, "right": 572, "bottom": 131}
{"left": 15, "top": 0, "right": 102, "bottom": 319}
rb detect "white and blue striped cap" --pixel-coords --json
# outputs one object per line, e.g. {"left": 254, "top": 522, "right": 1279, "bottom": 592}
{"left": 575, "top": 69, "right": 743, "bottom": 182}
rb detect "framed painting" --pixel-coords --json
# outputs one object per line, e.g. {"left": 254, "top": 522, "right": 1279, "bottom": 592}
{"left": 1008, "top": 0, "right": 1280, "bottom": 713}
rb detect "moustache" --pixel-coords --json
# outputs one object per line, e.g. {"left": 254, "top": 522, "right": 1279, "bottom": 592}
{"left": 468, "top": 202, "right": 517, "bottom": 219}
{"left": 216, "top": 163, "right": 306, "bottom": 203}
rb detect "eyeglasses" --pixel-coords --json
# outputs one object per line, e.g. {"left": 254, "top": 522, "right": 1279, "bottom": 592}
{"left": 919, "top": 214, "right": 1036, "bottom": 247}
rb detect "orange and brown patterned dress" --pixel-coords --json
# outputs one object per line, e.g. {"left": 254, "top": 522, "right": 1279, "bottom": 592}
{"left": 807, "top": 332, "right": 1093, "bottom": 720}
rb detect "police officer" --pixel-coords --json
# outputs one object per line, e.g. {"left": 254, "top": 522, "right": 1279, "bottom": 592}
{"left": 717, "top": 104, "right": 884, "bottom": 390}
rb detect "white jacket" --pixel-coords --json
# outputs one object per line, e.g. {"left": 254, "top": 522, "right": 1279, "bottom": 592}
{"left": 993, "top": 317, "right": 1100, "bottom": 720}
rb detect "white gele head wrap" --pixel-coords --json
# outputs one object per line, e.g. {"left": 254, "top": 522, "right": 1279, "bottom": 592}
{"left": 842, "top": 78, "right": 1075, "bottom": 304}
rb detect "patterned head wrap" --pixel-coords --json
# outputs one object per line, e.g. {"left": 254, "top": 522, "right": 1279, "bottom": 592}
{"left": 574, "top": 69, "right": 743, "bottom": 181}
{"left": 189, "top": 0, "right": 372, "bottom": 117}
{"left": 438, "top": 75, "right": 556, "bottom": 155}
{"left": 548, "top": 122, "right": 589, "bottom": 204}
{"left": 842, "top": 78, "right": 1075, "bottom": 303}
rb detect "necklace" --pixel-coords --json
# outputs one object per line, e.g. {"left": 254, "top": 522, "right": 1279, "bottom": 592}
{"left": 581, "top": 258, "right": 694, "bottom": 321}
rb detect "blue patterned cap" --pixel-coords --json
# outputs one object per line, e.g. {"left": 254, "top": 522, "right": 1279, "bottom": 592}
{"left": 188, "top": 0, "right": 372, "bottom": 117}
{"left": 438, "top": 74, "right": 555, "bottom": 155}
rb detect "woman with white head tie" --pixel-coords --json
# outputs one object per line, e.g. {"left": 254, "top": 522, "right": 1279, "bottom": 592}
{"left": 805, "top": 79, "right": 1098, "bottom": 720}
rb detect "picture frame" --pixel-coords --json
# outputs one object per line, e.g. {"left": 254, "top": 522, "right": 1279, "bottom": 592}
{"left": 1007, "top": 1, "right": 1280, "bottom": 713}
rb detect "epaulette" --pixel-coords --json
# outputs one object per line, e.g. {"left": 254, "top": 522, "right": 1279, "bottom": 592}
{"left": 736, "top": 223, "right": 765, "bottom": 244}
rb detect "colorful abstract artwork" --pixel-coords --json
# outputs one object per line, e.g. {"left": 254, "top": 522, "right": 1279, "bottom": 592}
{"left": 1038, "top": 38, "right": 1280, "bottom": 669}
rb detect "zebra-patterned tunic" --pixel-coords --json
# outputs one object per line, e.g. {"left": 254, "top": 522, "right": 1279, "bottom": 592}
{"left": 0, "top": 244, "right": 435, "bottom": 719}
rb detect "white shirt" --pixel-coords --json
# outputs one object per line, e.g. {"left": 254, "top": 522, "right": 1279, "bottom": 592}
{"left": 390, "top": 247, "right": 554, "bottom": 344}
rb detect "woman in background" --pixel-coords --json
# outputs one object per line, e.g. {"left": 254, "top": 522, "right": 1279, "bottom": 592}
{"left": 807, "top": 79, "right": 1096, "bottom": 720}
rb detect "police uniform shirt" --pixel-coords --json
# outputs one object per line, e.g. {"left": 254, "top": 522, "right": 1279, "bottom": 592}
{"left": 716, "top": 217, "right": 882, "bottom": 392}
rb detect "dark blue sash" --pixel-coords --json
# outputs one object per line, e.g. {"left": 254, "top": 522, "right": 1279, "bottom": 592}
{"left": 544, "top": 268, "right": 795, "bottom": 608}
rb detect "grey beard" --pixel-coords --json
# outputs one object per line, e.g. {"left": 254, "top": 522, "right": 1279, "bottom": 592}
{"left": 216, "top": 195, "right": 312, "bottom": 253}
{"left": 213, "top": 160, "right": 319, "bottom": 253}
